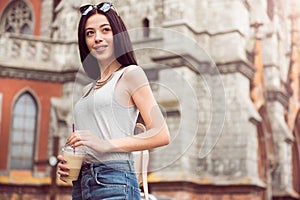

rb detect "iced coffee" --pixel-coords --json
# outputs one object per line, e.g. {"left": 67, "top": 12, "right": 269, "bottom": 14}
{"left": 62, "top": 146, "right": 85, "bottom": 182}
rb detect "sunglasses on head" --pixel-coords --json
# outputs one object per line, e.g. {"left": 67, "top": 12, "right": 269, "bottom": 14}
{"left": 79, "top": 2, "right": 118, "bottom": 16}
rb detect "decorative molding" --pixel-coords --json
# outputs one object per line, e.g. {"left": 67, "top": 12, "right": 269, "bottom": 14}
{"left": 152, "top": 53, "right": 218, "bottom": 75}
{"left": 217, "top": 61, "right": 255, "bottom": 79}
{"left": 266, "top": 90, "right": 289, "bottom": 109}
{"left": 162, "top": 20, "right": 246, "bottom": 38}
{"left": 152, "top": 53, "right": 255, "bottom": 79}
{"left": 0, "top": 66, "right": 77, "bottom": 83}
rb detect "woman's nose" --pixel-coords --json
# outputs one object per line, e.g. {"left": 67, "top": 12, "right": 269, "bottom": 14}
{"left": 95, "top": 31, "right": 103, "bottom": 43}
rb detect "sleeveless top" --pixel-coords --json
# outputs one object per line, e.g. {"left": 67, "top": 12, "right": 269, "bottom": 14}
{"left": 74, "top": 67, "right": 139, "bottom": 163}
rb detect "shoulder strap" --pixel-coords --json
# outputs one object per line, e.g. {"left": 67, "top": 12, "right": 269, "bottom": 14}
{"left": 82, "top": 82, "right": 94, "bottom": 98}
{"left": 141, "top": 150, "right": 149, "bottom": 200}
{"left": 133, "top": 123, "right": 150, "bottom": 200}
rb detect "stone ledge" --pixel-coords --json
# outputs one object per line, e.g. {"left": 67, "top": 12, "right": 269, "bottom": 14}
{"left": 0, "top": 66, "right": 78, "bottom": 83}
{"left": 273, "top": 188, "right": 300, "bottom": 199}
{"left": 0, "top": 170, "right": 50, "bottom": 185}
{"left": 149, "top": 178, "right": 267, "bottom": 196}
{"left": 152, "top": 53, "right": 255, "bottom": 79}
{"left": 266, "top": 90, "right": 289, "bottom": 109}
{"left": 148, "top": 172, "right": 266, "bottom": 188}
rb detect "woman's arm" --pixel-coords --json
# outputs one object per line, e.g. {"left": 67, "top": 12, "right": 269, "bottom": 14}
{"left": 109, "top": 84, "right": 170, "bottom": 151}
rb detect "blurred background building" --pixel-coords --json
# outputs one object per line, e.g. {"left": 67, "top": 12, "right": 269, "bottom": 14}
{"left": 0, "top": 0, "right": 299, "bottom": 199}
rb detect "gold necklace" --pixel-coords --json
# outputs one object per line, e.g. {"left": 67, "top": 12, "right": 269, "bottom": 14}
{"left": 94, "top": 74, "right": 114, "bottom": 89}
{"left": 94, "top": 66, "right": 122, "bottom": 90}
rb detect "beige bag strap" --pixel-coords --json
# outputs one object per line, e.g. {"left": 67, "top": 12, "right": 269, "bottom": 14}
{"left": 134, "top": 123, "right": 149, "bottom": 200}
{"left": 141, "top": 150, "right": 149, "bottom": 200}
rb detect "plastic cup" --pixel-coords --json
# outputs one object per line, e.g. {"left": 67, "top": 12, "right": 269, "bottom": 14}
{"left": 62, "top": 146, "right": 85, "bottom": 182}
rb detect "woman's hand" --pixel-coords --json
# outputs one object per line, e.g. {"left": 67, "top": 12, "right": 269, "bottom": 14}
{"left": 57, "top": 154, "right": 69, "bottom": 183}
{"left": 66, "top": 130, "right": 113, "bottom": 153}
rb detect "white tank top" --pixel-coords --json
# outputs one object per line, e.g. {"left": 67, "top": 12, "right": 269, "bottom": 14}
{"left": 74, "top": 67, "right": 139, "bottom": 163}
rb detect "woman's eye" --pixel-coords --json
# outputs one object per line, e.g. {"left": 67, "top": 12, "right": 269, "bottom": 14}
{"left": 86, "top": 31, "right": 94, "bottom": 37}
{"left": 103, "top": 27, "right": 111, "bottom": 33}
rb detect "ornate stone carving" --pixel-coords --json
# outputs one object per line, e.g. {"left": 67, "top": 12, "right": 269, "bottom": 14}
{"left": 0, "top": 0, "right": 33, "bottom": 34}
{"left": 52, "top": 0, "right": 80, "bottom": 41}
{"left": 50, "top": 82, "right": 74, "bottom": 139}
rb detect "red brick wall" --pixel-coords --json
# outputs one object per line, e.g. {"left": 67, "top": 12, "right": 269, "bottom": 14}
{"left": 0, "top": 77, "right": 62, "bottom": 171}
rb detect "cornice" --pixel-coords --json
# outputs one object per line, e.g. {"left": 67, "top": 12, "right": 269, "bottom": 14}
{"left": 0, "top": 66, "right": 77, "bottom": 83}
{"left": 152, "top": 53, "right": 255, "bottom": 79}
{"left": 266, "top": 90, "right": 289, "bottom": 109}
{"left": 216, "top": 61, "right": 255, "bottom": 80}
{"left": 162, "top": 20, "right": 246, "bottom": 38}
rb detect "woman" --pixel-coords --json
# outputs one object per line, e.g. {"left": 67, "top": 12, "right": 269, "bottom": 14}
{"left": 57, "top": 2, "right": 170, "bottom": 199}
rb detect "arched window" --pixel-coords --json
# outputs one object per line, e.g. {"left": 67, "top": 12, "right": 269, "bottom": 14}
{"left": 10, "top": 92, "right": 37, "bottom": 170}
{"left": 143, "top": 18, "right": 150, "bottom": 38}
{"left": 0, "top": 0, "right": 34, "bottom": 34}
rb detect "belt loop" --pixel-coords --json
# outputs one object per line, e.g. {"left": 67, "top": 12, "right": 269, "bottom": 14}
{"left": 90, "top": 163, "right": 95, "bottom": 177}
{"left": 128, "top": 160, "right": 134, "bottom": 172}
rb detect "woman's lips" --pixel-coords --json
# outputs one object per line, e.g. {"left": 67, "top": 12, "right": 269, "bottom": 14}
{"left": 94, "top": 45, "right": 108, "bottom": 53}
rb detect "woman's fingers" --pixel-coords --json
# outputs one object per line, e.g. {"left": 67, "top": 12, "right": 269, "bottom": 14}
{"left": 67, "top": 132, "right": 82, "bottom": 146}
{"left": 57, "top": 154, "right": 66, "bottom": 162}
{"left": 58, "top": 175, "right": 68, "bottom": 183}
{"left": 57, "top": 154, "right": 70, "bottom": 182}
{"left": 57, "top": 161, "right": 70, "bottom": 171}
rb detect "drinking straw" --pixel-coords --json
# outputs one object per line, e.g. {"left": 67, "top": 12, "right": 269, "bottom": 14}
{"left": 72, "top": 123, "right": 75, "bottom": 154}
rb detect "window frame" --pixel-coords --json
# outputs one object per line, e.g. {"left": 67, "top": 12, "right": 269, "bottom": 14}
{"left": 9, "top": 91, "right": 38, "bottom": 170}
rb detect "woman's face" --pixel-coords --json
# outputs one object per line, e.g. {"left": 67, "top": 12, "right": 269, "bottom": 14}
{"left": 84, "top": 13, "right": 115, "bottom": 66}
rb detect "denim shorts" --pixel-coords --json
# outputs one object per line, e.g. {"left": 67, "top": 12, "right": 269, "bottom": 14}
{"left": 72, "top": 160, "right": 141, "bottom": 200}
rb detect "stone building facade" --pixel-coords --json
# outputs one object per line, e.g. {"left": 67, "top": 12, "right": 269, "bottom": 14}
{"left": 0, "top": 0, "right": 299, "bottom": 200}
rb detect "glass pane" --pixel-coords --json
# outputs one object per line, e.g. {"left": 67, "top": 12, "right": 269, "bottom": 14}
{"left": 26, "top": 106, "right": 36, "bottom": 117}
{"left": 21, "top": 24, "right": 31, "bottom": 35}
{"left": 12, "top": 131, "right": 23, "bottom": 143}
{"left": 24, "top": 134, "right": 34, "bottom": 143}
{"left": 12, "top": 116, "right": 23, "bottom": 129}
{"left": 25, "top": 118, "right": 35, "bottom": 131}
{"left": 23, "top": 160, "right": 32, "bottom": 169}
{"left": 23, "top": 145, "right": 33, "bottom": 156}
{"left": 6, "top": 26, "right": 15, "bottom": 33}
{"left": 11, "top": 145, "right": 22, "bottom": 157}
{"left": 11, "top": 159, "right": 21, "bottom": 169}
{"left": 14, "top": 104, "right": 25, "bottom": 117}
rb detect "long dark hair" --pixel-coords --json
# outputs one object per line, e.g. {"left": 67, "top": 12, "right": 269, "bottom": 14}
{"left": 78, "top": 6, "right": 137, "bottom": 80}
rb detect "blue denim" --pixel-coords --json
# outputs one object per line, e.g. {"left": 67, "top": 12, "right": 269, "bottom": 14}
{"left": 72, "top": 160, "right": 141, "bottom": 200}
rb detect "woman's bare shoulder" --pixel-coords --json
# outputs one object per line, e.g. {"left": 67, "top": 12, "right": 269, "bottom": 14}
{"left": 122, "top": 65, "right": 149, "bottom": 94}
{"left": 123, "top": 65, "right": 146, "bottom": 79}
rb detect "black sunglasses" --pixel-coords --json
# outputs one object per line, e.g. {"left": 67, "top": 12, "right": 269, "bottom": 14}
{"left": 79, "top": 2, "right": 118, "bottom": 16}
